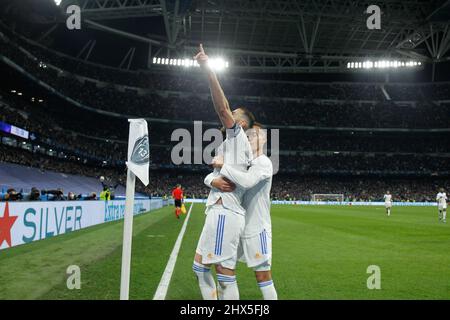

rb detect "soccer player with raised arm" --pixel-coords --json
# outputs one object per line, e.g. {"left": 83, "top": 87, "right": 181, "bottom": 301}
{"left": 192, "top": 44, "right": 254, "bottom": 300}
{"left": 436, "top": 188, "right": 447, "bottom": 223}
{"left": 206, "top": 123, "right": 278, "bottom": 300}
{"left": 383, "top": 191, "right": 392, "bottom": 217}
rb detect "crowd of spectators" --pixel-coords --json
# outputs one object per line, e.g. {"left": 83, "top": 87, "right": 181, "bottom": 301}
{"left": 2, "top": 93, "right": 449, "bottom": 162}
{"left": 13, "top": 70, "right": 450, "bottom": 128}
{"left": 0, "top": 95, "right": 127, "bottom": 165}
{"left": 1, "top": 142, "right": 449, "bottom": 202}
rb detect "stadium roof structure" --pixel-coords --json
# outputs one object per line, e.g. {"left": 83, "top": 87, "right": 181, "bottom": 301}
{"left": 6, "top": 0, "right": 450, "bottom": 73}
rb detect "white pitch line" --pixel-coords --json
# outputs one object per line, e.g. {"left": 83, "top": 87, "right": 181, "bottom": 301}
{"left": 153, "top": 202, "right": 194, "bottom": 300}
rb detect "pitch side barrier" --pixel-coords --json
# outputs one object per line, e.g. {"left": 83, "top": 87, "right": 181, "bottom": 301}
{"left": 0, "top": 198, "right": 165, "bottom": 251}
{"left": 186, "top": 199, "right": 436, "bottom": 207}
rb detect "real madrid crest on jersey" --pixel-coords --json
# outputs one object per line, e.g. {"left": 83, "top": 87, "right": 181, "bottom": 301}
{"left": 131, "top": 135, "right": 150, "bottom": 165}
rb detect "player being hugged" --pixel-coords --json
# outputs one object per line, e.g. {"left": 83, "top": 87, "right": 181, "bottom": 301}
{"left": 383, "top": 191, "right": 392, "bottom": 217}
{"left": 192, "top": 44, "right": 255, "bottom": 300}
{"left": 436, "top": 188, "right": 447, "bottom": 223}
{"left": 207, "top": 123, "right": 278, "bottom": 300}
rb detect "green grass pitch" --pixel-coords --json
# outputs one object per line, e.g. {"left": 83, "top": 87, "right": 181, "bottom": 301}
{"left": 0, "top": 204, "right": 449, "bottom": 300}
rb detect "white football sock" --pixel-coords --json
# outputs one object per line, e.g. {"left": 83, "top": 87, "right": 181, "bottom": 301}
{"left": 192, "top": 261, "right": 217, "bottom": 300}
{"left": 217, "top": 274, "right": 239, "bottom": 300}
{"left": 258, "top": 280, "right": 278, "bottom": 300}
{"left": 443, "top": 211, "right": 447, "bottom": 221}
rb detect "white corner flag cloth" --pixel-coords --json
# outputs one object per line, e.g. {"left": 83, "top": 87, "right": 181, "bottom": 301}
{"left": 126, "top": 119, "right": 150, "bottom": 186}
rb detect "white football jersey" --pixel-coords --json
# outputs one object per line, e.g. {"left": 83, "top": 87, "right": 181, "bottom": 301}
{"left": 436, "top": 192, "right": 448, "bottom": 206}
{"left": 203, "top": 124, "right": 253, "bottom": 215}
{"left": 384, "top": 194, "right": 392, "bottom": 203}
{"left": 220, "top": 154, "right": 273, "bottom": 237}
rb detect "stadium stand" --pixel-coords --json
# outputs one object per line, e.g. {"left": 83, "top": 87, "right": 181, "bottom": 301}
{"left": 0, "top": 161, "right": 126, "bottom": 198}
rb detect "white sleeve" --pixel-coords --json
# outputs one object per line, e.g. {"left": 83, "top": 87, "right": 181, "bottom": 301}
{"left": 220, "top": 159, "right": 272, "bottom": 190}
{"left": 204, "top": 172, "right": 215, "bottom": 188}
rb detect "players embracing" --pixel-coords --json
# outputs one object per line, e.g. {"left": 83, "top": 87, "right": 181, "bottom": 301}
{"left": 192, "top": 44, "right": 254, "bottom": 300}
{"left": 191, "top": 44, "right": 277, "bottom": 300}
{"left": 208, "top": 123, "right": 278, "bottom": 300}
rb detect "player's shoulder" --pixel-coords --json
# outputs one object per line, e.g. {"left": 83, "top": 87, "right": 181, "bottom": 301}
{"left": 225, "top": 123, "right": 243, "bottom": 138}
{"left": 254, "top": 155, "right": 273, "bottom": 172}
{"left": 259, "top": 154, "right": 272, "bottom": 166}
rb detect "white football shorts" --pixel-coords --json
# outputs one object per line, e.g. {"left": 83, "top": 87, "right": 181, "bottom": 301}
{"left": 238, "top": 229, "right": 272, "bottom": 270}
{"left": 385, "top": 202, "right": 392, "bottom": 208}
{"left": 438, "top": 203, "right": 447, "bottom": 210}
{"left": 196, "top": 204, "right": 245, "bottom": 269}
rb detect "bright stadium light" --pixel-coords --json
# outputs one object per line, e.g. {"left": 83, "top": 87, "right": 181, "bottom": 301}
{"left": 152, "top": 56, "right": 229, "bottom": 71}
{"left": 208, "top": 58, "right": 227, "bottom": 71}
{"left": 54, "top": 0, "right": 62, "bottom": 6}
{"left": 346, "top": 59, "right": 422, "bottom": 70}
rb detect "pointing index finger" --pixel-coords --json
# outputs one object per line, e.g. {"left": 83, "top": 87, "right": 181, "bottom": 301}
{"left": 199, "top": 43, "right": 205, "bottom": 54}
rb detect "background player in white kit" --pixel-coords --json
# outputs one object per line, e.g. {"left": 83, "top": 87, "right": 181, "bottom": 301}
{"left": 192, "top": 44, "right": 254, "bottom": 300}
{"left": 208, "top": 123, "right": 278, "bottom": 300}
{"left": 436, "top": 188, "right": 447, "bottom": 223}
{"left": 384, "top": 191, "right": 392, "bottom": 216}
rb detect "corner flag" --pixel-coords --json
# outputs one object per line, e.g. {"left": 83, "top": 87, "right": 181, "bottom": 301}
{"left": 120, "top": 119, "right": 149, "bottom": 300}
{"left": 126, "top": 119, "right": 150, "bottom": 185}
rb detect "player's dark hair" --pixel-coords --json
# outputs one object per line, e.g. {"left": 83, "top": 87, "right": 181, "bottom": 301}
{"left": 238, "top": 107, "right": 255, "bottom": 128}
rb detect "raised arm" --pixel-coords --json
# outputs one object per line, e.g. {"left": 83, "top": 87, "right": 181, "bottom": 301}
{"left": 194, "top": 44, "right": 235, "bottom": 129}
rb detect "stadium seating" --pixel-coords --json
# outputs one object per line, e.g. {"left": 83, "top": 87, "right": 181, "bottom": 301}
{"left": 0, "top": 162, "right": 126, "bottom": 197}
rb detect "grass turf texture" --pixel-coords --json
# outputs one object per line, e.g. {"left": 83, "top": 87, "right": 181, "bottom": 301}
{"left": 0, "top": 204, "right": 449, "bottom": 299}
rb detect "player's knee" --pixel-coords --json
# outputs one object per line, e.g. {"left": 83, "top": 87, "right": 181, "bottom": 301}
{"left": 215, "top": 264, "right": 235, "bottom": 276}
{"left": 193, "top": 256, "right": 212, "bottom": 277}
{"left": 255, "top": 271, "right": 272, "bottom": 283}
{"left": 194, "top": 253, "right": 208, "bottom": 266}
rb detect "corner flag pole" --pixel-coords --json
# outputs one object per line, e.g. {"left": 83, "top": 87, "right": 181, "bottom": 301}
{"left": 120, "top": 168, "right": 136, "bottom": 300}
{"left": 120, "top": 119, "right": 150, "bottom": 300}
